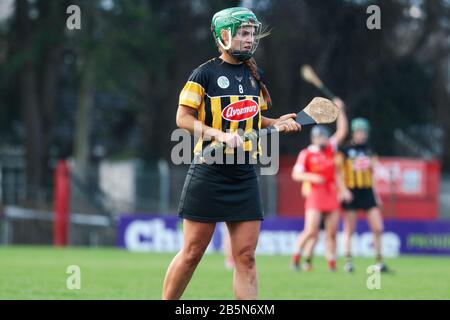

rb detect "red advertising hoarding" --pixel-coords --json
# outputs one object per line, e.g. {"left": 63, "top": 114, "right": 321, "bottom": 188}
{"left": 277, "top": 156, "right": 440, "bottom": 220}
{"left": 374, "top": 158, "right": 426, "bottom": 197}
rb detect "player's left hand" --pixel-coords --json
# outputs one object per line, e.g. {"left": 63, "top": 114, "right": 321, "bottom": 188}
{"left": 339, "top": 188, "right": 353, "bottom": 203}
{"left": 274, "top": 113, "right": 301, "bottom": 133}
{"left": 332, "top": 97, "right": 345, "bottom": 109}
{"left": 375, "top": 192, "right": 383, "bottom": 209}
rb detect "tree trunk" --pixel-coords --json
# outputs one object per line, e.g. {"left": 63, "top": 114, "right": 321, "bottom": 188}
{"left": 20, "top": 61, "right": 45, "bottom": 204}
{"left": 73, "top": 60, "right": 95, "bottom": 184}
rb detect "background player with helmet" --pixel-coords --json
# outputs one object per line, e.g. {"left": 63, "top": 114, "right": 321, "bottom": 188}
{"left": 337, "top": 118, "right": 389, "bottom": 273}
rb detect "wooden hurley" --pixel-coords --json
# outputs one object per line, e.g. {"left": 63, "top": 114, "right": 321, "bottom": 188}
{"left": 301, "top": 65, "right": 336, "bottom": 100}
{"left": 196, "top": 97, "right": 339, "bottom": 163}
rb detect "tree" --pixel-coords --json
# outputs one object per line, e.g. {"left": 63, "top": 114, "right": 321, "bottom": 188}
{"left": 7, "top": 0, "right": 69, "bottom": 204}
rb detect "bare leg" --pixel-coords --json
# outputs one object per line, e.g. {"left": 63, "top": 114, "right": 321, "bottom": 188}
{"left": 366, "top": 207, "right": 384, "bottom": 261}
{"left": 343, "top": 210, "right": 357, "bottom": 257}
{"left": 303, "top": 234, "right": 318, "bottom": 259}
{"left": 324, "top": 211, "right": 339, "bottom": 268}
{"left": 162, "top": 219, "right": 216, "bottom": 300}
{"left": 293, "top": 209, "right": 321, "bottom": 255}
{"left": 226, "top": 220, "right": 261, "bottom": 300}
{"left": 291, "top": 210, "right": 321, "bottom": 270}
{"left": 301, "top": 234, "right": 318, "bottom": 271}
{"left": 222, "top": 223, "right": 234, "bottom": 269}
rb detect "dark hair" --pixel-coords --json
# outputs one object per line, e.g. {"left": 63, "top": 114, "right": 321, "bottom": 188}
{"left": 244, "top": 57, "right": 272, "bottom": 108}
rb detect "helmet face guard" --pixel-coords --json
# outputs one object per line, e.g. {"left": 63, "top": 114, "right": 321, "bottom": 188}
{"left": 311, "top": 125, "right": 330, "bottom": 149}
{"left": 311, "top": 125, "right": 331, "bottom": 139}
{"left": 212, "top": 7, "right": 263, "bottom": 61}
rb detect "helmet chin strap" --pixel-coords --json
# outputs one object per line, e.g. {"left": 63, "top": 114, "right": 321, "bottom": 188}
{"left": 230, "top": 49, "right": 252, "bottom": 61}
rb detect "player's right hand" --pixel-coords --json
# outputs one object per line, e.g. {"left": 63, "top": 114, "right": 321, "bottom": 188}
{"left": 310, "top": 174, "right": 325, "bottom": 184}
{"left": 217, "top": 132, "right": 244, "bottom": 148}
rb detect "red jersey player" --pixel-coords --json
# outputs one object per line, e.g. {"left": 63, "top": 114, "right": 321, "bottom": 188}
{"left": 291, "top": 98, "right": 351, "bottom": 272}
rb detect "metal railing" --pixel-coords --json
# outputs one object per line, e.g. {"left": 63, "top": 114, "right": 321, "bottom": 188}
{"left": 1, "top": 206, "right": 114, "bottom": 246}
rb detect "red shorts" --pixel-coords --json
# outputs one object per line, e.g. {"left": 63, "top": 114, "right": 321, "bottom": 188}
{"left": 305, "top": 183, "right": 340, "bottom": 212}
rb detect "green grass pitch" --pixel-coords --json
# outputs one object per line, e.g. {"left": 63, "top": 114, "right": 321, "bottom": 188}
{"left": 0, "top": 246, "right": 449, "bottom": 299}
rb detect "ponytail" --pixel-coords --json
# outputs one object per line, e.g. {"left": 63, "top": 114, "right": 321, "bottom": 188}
{"left": 244, "top": 57, "right": 272, "bottom": 108}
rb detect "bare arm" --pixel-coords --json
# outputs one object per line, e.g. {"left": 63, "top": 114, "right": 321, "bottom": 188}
{"left": 335, "top": 166, "right": 347, "bottom": 193}
{"left": 330, "top": 97, "right": 348, "bottom": 146}
{"left": 371, "top": 156, "right": 383, "bottom": 207}
{"left": 261, "top": 114, "right": 301, "bottom": 132}
{"left": 261, "top": 116, "right": 276, "bottom": 128}
{"left": 291, "top": 170, "right": 324, "bottom": 184}
{"left": 335, "top": 154, "right": 353, "bottom": 202}
{"left": 176, "top": 104, "right": 243, "bottom": 148}
{"left": 176, "top": 105, "right": 221, "bottom": 139}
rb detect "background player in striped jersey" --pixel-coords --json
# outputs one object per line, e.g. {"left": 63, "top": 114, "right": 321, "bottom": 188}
{"left": 337, "top": 118, "right": 389, "bottom": 273}
{"left": 291, "top": 98, "right": 351, "bottom": 272}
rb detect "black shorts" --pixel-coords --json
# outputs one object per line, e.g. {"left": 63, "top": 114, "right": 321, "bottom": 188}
{"left": 342, "top": 188, "right": 378, "bottom": 211}
{"left": 177, "top": 161, "right": 264, "bottom": 223}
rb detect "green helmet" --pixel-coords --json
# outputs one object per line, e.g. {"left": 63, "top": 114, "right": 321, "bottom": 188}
{"left": 211, "top": 7, "right": 262, "bottom": 61}
{"left": 351, "top": 117, "right": 370, "bottom": 132}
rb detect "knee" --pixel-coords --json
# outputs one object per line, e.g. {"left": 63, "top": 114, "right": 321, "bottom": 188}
{"left": 182, "top": 244, "right": 206, "bottom": 268}
{"left": 234, "top": 245, "right": 256, "bottom": 269}
{"left": 326, "top": 228, "right": 337, "bottom": 240}
{"left": 344, "top": 228, "right": 353, "bottom": 237}
{"left": 327, "top": 233, "right": 337, "bottom": 241}
{"left": 325, "top": 225, "right": 337, "bottom": 239}
{"left": 305, "top": 230, "right": 319, "bottom": 240}
{"left": 344, "top": 222, "right": 355, "bottom": 234}
{"left": 373, "top": 224, "right": 384, "bottom": 235}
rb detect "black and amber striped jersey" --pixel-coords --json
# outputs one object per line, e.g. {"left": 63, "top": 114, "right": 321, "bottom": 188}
{"left": 337, "top": 143, "right": 376, "bottom": 189}
{"left": 178, "top": 57, "right": 268, "bottom": 159}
